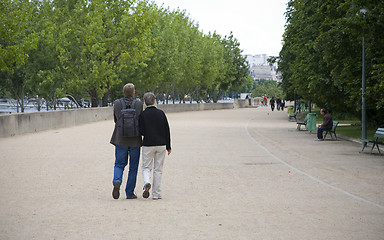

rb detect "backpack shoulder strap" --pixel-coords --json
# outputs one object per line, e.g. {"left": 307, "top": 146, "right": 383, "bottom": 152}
{"left": 130, "top": 99, "right": 137, "bottom": 109}
{"left": 119, "top": 98, "right": 127, "bottom": 109}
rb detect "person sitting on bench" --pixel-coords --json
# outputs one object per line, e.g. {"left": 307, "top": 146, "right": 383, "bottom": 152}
{"left": 316, "top": 108, "right": 333, "bottom": 141}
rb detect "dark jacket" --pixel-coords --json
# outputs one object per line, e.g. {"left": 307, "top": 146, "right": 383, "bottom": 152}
{"left": 139, "top": 106, "right": 171, "bottom": 150}
{"left": 321, "top": 113, "right": 333, "bottom": 129}
{"left": 110, "top": 97, "right": 143, "bottom": 147}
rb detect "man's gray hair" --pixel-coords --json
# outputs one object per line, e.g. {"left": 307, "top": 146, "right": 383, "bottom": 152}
{"left": 123, "top": 83, "right": 135, "bottom": 97}
{"left": 143, "top": 92, "right": 156, "bottom": 106}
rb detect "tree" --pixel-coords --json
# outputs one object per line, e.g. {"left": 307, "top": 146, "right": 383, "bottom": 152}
{"left": 219, "top": 33, "right": 250, "bottom": 100}
{"left": 279, "top": 0, "right": 384, "bottom": 124}
{"left": 0, "top": 0, "right": 38, "bottom": 111}
{"left": 53, "top": 0, "right": 156, "bottom": 107}
{"left": 197, "top": 33, "right": 225, "bottom": 102}
{"left": 251, "top": 80, "right": 283, "bottom": 99}
{"left": 22, "top": 0, "right": 64, "bottom": 110}
{"left": 1, "top": 0, "right": 253, "bottom": 110}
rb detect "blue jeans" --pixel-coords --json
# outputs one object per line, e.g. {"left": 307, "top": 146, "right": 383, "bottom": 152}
{"left": 317, "top": 127, "right": 331, "bottom": 139}
{"left": 113, "top": 145, "right": 140, "bottom": 197}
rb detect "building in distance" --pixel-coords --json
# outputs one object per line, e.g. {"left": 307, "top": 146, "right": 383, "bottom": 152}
{"left": 245, "top": 54, "right": 281, "bottom": 82}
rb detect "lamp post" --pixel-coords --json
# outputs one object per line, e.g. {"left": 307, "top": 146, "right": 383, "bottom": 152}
{"left": 360, "top": 8, "right": 368, "bottom": 142}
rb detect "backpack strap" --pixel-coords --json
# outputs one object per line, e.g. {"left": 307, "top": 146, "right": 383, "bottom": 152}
{"left": 130, "top": 99, "right": 137, "bottom": 109}
{"left": 119, "top": 98, "right": 127, "bottom": 109}
{"left": 120, "top": 98, "right": 137, "bottom": 109}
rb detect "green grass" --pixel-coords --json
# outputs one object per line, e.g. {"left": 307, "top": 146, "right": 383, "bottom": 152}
{"left": 336, "top": 125, "right": 377, "bottom": 140}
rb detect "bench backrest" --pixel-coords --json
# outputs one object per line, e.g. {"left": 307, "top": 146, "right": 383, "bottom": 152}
{"left": 374, "top": 128, "right": 384, "bottom": 138}
{"left": 332, "top": 121, "right": 339, "bottom": 131}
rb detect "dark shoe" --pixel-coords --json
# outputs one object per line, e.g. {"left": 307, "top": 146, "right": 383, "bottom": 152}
{"left": 142, "top": 183, "right": 151, "bottom": 199}
{"left": 112, "top": 181, "right": 121, "bottom": 199}
{"left": 126, "top": 194, "right": 137, "bottom": 199}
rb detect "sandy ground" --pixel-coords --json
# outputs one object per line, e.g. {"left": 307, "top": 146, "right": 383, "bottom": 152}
{"left": 0, "top": 107, "right": 383, "bottom": 240}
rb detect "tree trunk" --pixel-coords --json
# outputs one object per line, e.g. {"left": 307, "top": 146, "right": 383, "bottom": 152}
{"left": 20, "top": 85, "right": 25, "bottom": 112}
{"left": 90, "top": 89, "right": 99, "bottom": 107}
{"left": 102, "top": 90, "right": 110, "bottom": 107}
{"left": 8, "top": 75, "right": 24, "bottom": 113}
{"left": 164, "top": 88, "right": 169, "bottom": 104}
{"left": 36, "top": 97, "right": 42, "bottom": 111}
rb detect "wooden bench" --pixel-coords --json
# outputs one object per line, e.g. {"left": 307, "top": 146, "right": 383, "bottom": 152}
{"left": 296, "top": 115, "right": 308, "bottom": 130}
{"left": 323, "top": 121, "right": 339, "bottom": 140}
{"left": 360, "top": 128, "right": 384, "bottom": 154}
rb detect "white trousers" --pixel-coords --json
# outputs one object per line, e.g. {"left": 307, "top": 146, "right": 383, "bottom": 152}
{"left": 142, "top": 145, "right": 166, "bottom": 199}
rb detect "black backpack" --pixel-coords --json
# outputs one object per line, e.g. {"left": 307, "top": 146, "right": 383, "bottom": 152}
{"left": 117, "top": 98, "right": 139, "bottom": 137}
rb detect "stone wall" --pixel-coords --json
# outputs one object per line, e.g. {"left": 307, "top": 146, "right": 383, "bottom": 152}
{"left": 0, "top": 102, "right": 237, "bottom": 137}
{"left": 0, "top": 107, "right": 113, "bottom": 137}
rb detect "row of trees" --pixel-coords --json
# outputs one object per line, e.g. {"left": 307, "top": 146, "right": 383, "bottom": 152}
{"left": 278, "top": 0, "right": 384, "bottom": 124}
{"left": 1, "top": 0, "right": 250, "bottom": 111}
{"left": 236, "top": 78, "right": 284, "bottom": 100}
{"left": 251, "top": 80, "right": 283, "bottom": 99}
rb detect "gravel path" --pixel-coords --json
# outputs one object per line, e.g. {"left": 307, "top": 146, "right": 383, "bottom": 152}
{"left": 0, "top": 107, "right": 383, "bottom": 239}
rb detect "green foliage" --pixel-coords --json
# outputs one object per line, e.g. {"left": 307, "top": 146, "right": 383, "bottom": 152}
{"left": 251, "top": 80, "right": 283, "bottom": 99}
{"left": 0, "top": 0, "right": 250, "bottom": 109}
{"left": 0, "top": 0, "right": 38, "bottom": 73}
{"left": 279, "top": 0, "right": 384, "bottom": 126}
{"left": 0, "top": 0, "right": 38, "bottom": 111}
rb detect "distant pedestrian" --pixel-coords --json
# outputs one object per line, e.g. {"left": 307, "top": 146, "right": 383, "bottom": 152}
{"left": 281, "top": 99, "right": 285, "bottom": 111}
{"left": 246, "top": 95, "right": 251, "bottom": 106}
{"left": 296, "top": 100, "right": 301, "bottom": 113}
{"left": 110, "top": 83, "right": 143, "bottom": 200}
{"left": 139, "top": 92, "right": 172, "bottom": 200}
{"left": 276, "top": 97, "right": 282, "bottom": 111}
{"left": 270, "top": 97, "right": 275, "bottom": 111}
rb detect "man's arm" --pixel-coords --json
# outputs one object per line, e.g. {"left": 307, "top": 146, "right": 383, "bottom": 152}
{"left": 139, "top": 113, "right": 145, "bottom": 136}
{"left": 163, "top": 113, "right": 171, "bottom": 152}
{"left": 321, "top": 114, "right": 332, "bottom": 128}
{"left": 113, "top": 101, "right": 119, "bottom": 123}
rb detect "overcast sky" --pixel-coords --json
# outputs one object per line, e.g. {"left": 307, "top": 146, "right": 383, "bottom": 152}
{"left": 152, "top": 0, "right": 288, "bottom": 56}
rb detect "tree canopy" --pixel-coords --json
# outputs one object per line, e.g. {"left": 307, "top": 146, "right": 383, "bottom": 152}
{"left": 278, "top": 0, "right": 384, "bottom": 125}
{"left": 0, "top": 0, "right": 250, "bottom": 111}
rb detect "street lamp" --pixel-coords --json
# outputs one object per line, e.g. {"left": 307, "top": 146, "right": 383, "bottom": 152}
{"left": 360, "top": 8, "right": 368, "bottom": 142}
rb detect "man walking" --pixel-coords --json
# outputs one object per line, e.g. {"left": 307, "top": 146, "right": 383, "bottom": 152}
{"left": 270, "top": 97, "right": 275, "bottom": 111}
{"left": 139, "top": 92, "right": 171, "bottom": 200}
{"left": 110, "top": 83, "right": 143, "bottom": 199}
{"left": 276, "top": 97, "right": 281, "bottom": 111}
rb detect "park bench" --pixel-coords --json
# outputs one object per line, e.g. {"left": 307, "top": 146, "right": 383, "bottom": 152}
{"left": 296, "top": 113, "right": 317, "bottom": 132}
{"left": 287, "top": 105, "right": 297, "bottom": 121}
{"left": 296, "top": 115, "right": 308, "bottom": 130}
{"left": 323, "top": 121, "right": 339, "bottom": 140}
{"left": 360, "top": 128, "right": 384, "bottom": 154}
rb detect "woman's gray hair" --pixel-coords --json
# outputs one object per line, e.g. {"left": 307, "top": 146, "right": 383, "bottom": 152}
{"left": 143, "top": 92, "right": 156, "bottom": 106}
